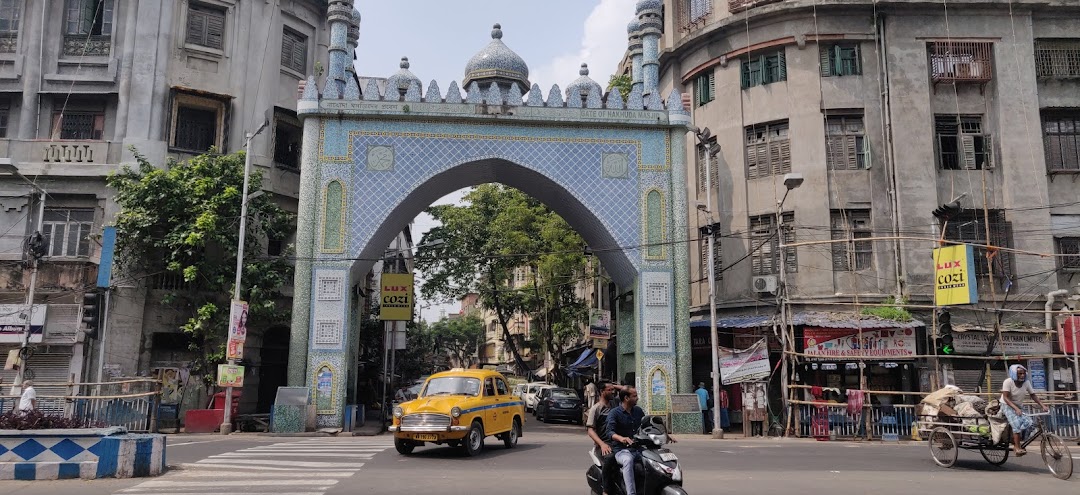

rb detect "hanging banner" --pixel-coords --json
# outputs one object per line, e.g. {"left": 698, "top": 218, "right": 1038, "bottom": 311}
{"left": 1059, "top": 316, "right": 1079, "bottom": 355}
{"left": 379, "top": 273, "right": 414, "bottom": 321}
{"left": 718, "top": 338, "right": 771, "bottom": 385}
{"left": 217, "top": 364, "right": 244, "bottom": 387}
{"left": 226, "top": 338, "right": 245, "bottom": 360}
{"left": 228, "top": 300, "right": 249, "bottom": 342}
{"left": 933, "top": 244, "right": 979, "bottom": 306}
{"left": 588, "top": 309, "right": 611, "bottom": 340}
{"left": 803, "top": 327, "right": 917, "bottom": 359}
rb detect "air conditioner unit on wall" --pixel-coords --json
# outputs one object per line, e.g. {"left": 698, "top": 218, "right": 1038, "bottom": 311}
{"left": 752, "top": 275, "right": 778, "bottom": 294}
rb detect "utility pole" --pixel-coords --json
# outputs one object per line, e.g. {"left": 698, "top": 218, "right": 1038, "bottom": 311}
{"left": 691, "top": 127, "right": 724, "bottom": 440}
{"left": 221, "top": 120, "right": 269, "bottom": 435}
{"left": 0, "top": 160, "right": 46, "bottom": 395}
{"left": 776, "top": 173, "right": 803, "bottom": 425}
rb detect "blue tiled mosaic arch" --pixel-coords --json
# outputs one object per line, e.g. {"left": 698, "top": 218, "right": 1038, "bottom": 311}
{"left": 287, "top": 2, "right": 697, "bottom": 431}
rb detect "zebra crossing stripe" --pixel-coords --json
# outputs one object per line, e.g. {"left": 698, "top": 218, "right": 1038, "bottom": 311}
{"left": 133, "top": 479, "right": 341, "bottom": 488}
{"left": 194, "top": 459, "right": 361, "bottom": 468}
{"left": 177, "top": 462, "right": 363, "bottom": 472}
{"left": 163, "top": 471, "right": 359, "bottom": 478}
{"left": 210, "top": 452, "right": 376, "bottom": 458}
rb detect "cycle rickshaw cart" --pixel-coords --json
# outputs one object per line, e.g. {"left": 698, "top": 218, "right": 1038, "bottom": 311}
{"left": 921, "top": 411, "right": 1073, "bottom": 480}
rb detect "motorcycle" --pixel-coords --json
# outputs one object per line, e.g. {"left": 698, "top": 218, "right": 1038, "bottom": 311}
{"left": 586, "top": 415, "right": 688, "bottom": 495}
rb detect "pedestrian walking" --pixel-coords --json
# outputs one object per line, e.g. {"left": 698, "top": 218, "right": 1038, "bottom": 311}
{"left": 695, "top": 382, "right": 713, "bottom": 434}
{"left": 719, "top": 387, "right": 730, "bottom": 431}
{"left": 584, "top": 379, "right": 597, "bottom": 411}
{"left": 18, "top": 380, "right": 37, "bottom": 414}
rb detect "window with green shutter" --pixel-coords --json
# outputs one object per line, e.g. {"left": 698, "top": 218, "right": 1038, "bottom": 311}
{"left": 741, "top": 49, "right": 786, "bottom": 89}
{"left": 186, "top": 3, "right": 225, "bottom": 50}
{"left": 695, "top": 70, "right": 714, "bottom": 106}
{"left": 821, "top": 44, "right": 861, "bottom": 77}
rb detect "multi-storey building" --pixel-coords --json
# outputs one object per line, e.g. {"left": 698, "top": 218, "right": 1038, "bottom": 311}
{"left": 0, "top": 0, "right": 331, "bottom": 414}
{"left": 651, "top": 0, "right": 1080, "bottom": 401}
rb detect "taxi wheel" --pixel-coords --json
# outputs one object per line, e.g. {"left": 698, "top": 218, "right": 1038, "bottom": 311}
{"left": 462, "top": 421, "right": 485, "bottom": 457}
{"left": 394, "top": 438, "right": 415, "bottom": 455}
{"left": 503, "top": 418, "right": 521, "bottom": 449}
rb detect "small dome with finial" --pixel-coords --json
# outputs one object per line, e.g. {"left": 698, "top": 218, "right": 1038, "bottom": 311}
{"left": 627, "top": 19, "right": 641, "bottom": 35}
{"left": 566, "top": 63, "right": 603, "bottom": 101}
{"left": 387, "top": 56, "right": 421, "bottom": 93}
{"left": 636, "top": 0, "right": 663, "bottom": 13}
{"left": 463, "top": 23, "right": 530, "bottom": 92}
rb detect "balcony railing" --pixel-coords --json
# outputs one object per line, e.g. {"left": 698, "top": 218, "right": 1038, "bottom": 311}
{"left": 0, "top": 32, "right": 17, "bottom": 54}
{"left": 63, "top": 34, "right": 111, "bottom": 57}
{"left": 728, "top": 0, "right": 783, "bottom": 13}
{"left": 1036, "top": 39, "right": 1080, "bottom": 79}
{"left": 679, "top": 0, "right": 713, "bottom": 32}
{"left": 929, "top": 41, "right": 993, "bottom": 85}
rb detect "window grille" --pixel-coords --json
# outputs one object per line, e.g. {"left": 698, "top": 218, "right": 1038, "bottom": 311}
{"left": 1042, "top": 111, "right": 1080, "bottom": 172}
{"left": 929, "top": 41, "right": 992, "bottom": 84}
{"left": 174, "top": 106, "right": 218, "bottom": 152}
{"left": 1058, "top": 237, "right": 1080, "bottom": 272}
{"left": 741, "top": 50, "right": 786, "bottom": 89}
{"left": 1035, "top": 39, "right": 1080, "bottom": 79}
{"left": 942, "top": 209, "right": 1013, "bottom": 278}
{"left": 820, "top": 44, "right": 861, "bottom": 77}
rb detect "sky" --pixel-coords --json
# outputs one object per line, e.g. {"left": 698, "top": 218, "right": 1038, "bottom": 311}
{"left": 351, "top": 0, "right": 638, "bottom": 322}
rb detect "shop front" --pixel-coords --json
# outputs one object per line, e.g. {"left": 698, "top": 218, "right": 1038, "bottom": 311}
{"left": 689, "top": 316, "right": 781, "bottom": 432}
{"left": 797, "top": 325, "right": 922, "bottom": 406}
{"left": 946, "top": 329, "right": 1054, "bottom": 394}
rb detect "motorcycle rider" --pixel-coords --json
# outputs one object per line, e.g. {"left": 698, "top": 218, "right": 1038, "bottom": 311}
{"left": 606, "top": 386, "right": 676, "bottom": 495}
{"left": 586, "top": 380, "right": 623, "bottom": 495}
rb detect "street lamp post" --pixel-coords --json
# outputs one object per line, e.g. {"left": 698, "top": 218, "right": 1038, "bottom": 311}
{"left": 0, "top": 160, "right": 46, "bottom": 395}
{"left": 691, "top": 127, "right": 724, "bottom": 439}
{"left": 776, "top": 173, "right": 803, "bottom": 426}
{"left": 221, "top": 120, "right": 269, "bottom": 435}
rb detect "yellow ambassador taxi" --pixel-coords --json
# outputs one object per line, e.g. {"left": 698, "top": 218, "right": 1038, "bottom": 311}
{"left": 389, "top": 368, "right": 525, "bottom": 456}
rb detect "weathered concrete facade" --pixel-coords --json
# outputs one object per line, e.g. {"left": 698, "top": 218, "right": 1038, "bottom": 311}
{"left": 0, "top": 0, "right": 330, "bottom": 413}
{"left": 656, "top": 0, "right": 1080, "bottom": 322}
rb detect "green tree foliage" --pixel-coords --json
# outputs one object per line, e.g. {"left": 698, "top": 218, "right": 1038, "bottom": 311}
{"left": 428, "top": 314, "right": 485, "bottom": 369}
{"left": 108, "top": 149, "right": 294, "bottom": 382}
{"left": 415, "top": 184, "right": 590, "bottom": 380}
{"left": 860, "top": 296, "right": 914, "bottom": 322}
{"left": 608, "top": 74, "right": 633, "bottom": 100}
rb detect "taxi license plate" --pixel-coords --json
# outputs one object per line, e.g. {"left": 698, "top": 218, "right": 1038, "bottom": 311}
{"left": 660, "top": 452, "right": 678, "bottom": 462}
{"left": 413, "top": 434, "right": 438, "bottom": 442}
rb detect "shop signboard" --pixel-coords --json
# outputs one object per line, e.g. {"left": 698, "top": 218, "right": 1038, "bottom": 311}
{"left": 803, "top": 327, "right": 917, "bottom": 359}
{"left": 1027, "top": 359, "right": 1047, "bottom": 392}
{"left": 379, "top": 273, "right": 413, "bottom": 321}
{"left": 933, "top": 244, "right": 978, "bottom": 306}
{"left": 718, "top": 338, "right": 771, "bottom": 385}
{"left": 951, "top": 331, "right": 1052, "bottom": 355}
{"left": 0, "top": 304, "right": 47, "bottom": 344}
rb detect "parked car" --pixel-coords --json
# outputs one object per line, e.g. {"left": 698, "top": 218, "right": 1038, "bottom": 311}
{"left": 512, "top": 383, "right": 526, "bottom": 400}
{"left": 534, "top": 387, "right": 583, "bottom": 424}
{"left": 388, "top": 368, "right": 525, "bottom": 457}
{"left": 522, "top": 382, "right": 552, "bottom": 412}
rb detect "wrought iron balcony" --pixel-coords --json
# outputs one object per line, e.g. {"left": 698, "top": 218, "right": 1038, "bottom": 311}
{"left": 929, "top": 41, "right": 993, "bottom": 85}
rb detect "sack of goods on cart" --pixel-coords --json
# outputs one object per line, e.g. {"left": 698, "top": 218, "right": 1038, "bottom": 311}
{"left": 918, "top": 385, "right": 1009, "bottom": 444}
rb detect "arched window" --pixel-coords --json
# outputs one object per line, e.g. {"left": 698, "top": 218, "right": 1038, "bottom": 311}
{"left": 322, "top": 180, "right": 344, "bottom": 252}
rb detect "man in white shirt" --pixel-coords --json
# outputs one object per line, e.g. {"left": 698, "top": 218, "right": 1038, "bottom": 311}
{"left": 18, "top": 380, "right": 37, "bottom": 414}
{"left": 1001, "top": 364, "right": 1048, "bottom": 456}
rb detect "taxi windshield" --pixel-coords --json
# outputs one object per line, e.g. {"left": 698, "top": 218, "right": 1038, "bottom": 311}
{"left": 421, "top": 377, "right": 481, "bottom": 397}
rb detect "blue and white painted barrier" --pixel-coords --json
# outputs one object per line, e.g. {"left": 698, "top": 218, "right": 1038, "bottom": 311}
{"left": 0, "top": 428, "right": 166, "bottom": 480}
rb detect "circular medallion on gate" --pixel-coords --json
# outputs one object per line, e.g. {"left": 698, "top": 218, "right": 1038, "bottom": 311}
{"left": 602, "top": 152, "right": 629, "bottom": 178}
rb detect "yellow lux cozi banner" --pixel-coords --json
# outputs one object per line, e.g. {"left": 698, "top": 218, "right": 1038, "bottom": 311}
{"left": 933, "top": 244, "right": 979, "bottom": 306}
{"left": 379, "top": 273, "right": 414, "bottom": 321}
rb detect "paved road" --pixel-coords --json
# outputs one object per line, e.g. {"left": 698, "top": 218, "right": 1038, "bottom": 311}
{"left": 2, "top": 420, "right": 1077, "bottom": 494}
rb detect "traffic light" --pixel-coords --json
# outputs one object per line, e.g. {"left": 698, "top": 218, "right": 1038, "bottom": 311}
{"left": 81, "top": 291, "right": 102, "bottom": 339}
{"left": 935, "top": 309, "right": 954, "bottom": 355}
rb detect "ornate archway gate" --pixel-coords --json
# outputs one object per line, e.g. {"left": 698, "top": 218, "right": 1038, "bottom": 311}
{"left": 288, "top": 1, "right": 693, "bottom": 430}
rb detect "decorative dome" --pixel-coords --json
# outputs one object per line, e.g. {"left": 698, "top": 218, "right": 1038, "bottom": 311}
{"left": 636, "top": 0, "right": 663, "bottom": 12}
{"left": 463, "top": 23, "right": 530, "bottom": 91}
{"left": 566, "top": 63, "right": 603, "bottom": 100}
{"left": 386, "top": 57, "right": 421, "bottom": 93}
{"left": 627, "top": 19, "right": 641, "bottom": 35}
